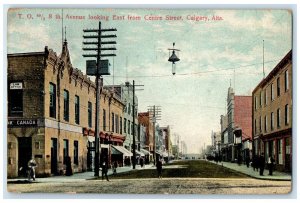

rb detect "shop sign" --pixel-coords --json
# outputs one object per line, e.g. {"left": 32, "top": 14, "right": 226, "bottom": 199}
{"left": 10, "top": 82, "right": 23, "bottom": 89}
{"left": 8, "top": 119, "right": 38, "bottom": 127}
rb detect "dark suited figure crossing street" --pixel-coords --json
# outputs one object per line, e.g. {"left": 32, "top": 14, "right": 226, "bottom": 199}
{"left": 156, "top": 159, "right": 163, "bottom": 179}
{"left": 259, "top": 153, "right": 265, "bottom": 176}
{"left": 102, "top": 160, "right": 109, "bottom": 181}
{"left": 268, "top": 155, "right": 275, "bottom": 175}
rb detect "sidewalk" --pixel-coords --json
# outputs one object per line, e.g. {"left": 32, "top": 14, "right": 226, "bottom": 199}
{"left": 211, "top": 160, "right": 291, "bottom": 181}
{"left": 7, "top": 164, "right": 155, "bottom": 183}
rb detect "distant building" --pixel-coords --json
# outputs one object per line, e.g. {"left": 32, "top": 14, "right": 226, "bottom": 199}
{"left": 252, "top": 50, "right": 292, "bottom": 172}
{"left": 138, "top": 112, "right": 154, "bottom": 162}
{"left": 223, "top": 86, "right": 252, "bottom": 162}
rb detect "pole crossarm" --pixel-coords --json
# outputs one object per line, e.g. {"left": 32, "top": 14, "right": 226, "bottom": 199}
{"left": 82, "top": 21, "right": 117, "bottom": 177}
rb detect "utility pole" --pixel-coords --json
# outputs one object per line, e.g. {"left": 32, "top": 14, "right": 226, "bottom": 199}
{"left": 148, "top": 105, "right": 161, "bottom": 165}
{"left": 126, "top": 80, "right": 143, "bottom": 169}
{"left": 83, "top": 21, "right": 117, "bottom": 177}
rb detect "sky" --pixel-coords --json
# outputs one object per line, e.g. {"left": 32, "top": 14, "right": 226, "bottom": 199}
{"left": 6, "top": 8, "right": 292, "bottom": 153}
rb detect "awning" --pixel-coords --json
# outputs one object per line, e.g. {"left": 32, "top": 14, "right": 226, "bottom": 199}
{"left": 140, "top": 148, "right": 151, "bottom": 155}
{"left": 112, "top": 146, "right": 133, "bottom": 156}
{"left": 87, "top": 136, "right": 95, "bottom": 142}
{"left": 135, "top": 150, "right": 145, "bottom": 157}
{"left": 162, "top": 151, "right": 169, "bottom": 157}
{"left": 156, "top": 150, "right": 163, "bottom": 156}
{"left": 111, "top": 146, "right": 123, "bottom": 155}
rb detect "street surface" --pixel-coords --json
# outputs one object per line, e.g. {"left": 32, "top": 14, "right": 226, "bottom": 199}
{"left": 7, "top": 178, "right": 291, "bottom": 194}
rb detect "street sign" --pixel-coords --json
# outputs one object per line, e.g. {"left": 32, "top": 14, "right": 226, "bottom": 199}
{"left": 86, "top": 59, "right": 110, "bottom": 76}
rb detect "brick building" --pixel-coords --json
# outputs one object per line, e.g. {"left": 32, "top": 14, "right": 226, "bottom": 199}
{"left": 252, "top": 50, "right": 292, "bottom": 172}
{"left": 223, "top": 86, "right": 252, "bottom": 162}
{"left": 7, "top": 41, "right": 126, "bottom": 178}
{"left": 138, "top": 112, "right": 154, "bottom": 162}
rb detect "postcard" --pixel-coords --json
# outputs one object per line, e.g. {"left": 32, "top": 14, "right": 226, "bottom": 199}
{"left": 6, "top": 7, "right": 292, "bottom": 195}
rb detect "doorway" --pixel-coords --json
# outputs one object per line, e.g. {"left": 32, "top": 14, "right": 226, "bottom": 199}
{"left": 51, "top": 138, "right": 58, "bottom": 174}
{"left": 18, "top": 137, "right": 32, "bottom": 177}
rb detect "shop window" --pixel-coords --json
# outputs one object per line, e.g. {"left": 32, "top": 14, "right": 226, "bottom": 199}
{"left": 74, "top": 141, "right": 78, "bottom": 165}
{"left": 63, "top": 139, "right": 69, "bottom": 165}
{"left": 277, "top": 139, "right": 283, "bottom": 164}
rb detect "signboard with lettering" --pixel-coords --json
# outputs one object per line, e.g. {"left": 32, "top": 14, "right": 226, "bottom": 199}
{"left": 8, "top": 119, "right": 38, "bottom": 128}
{"left": 10, "top": 82, "right": 23, "bottom": 90}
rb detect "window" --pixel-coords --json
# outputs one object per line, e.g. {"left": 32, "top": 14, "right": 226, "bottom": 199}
{"left": 260, "top": 91, "right": 263, "bottom": 107}
{"left": 277, "top": 139, "right": 283, "bottom": 164}
{"left": 271, "top": 83, "right": 274, "bottom": 101}
{"left": 8, "top": 82, "right": 23, "bottom": 116}
{"left": 120, "top": 117, "right": 123, "bottom": 134}
{"left": 285, "top": 104, "right": 289, "bottom": 125}
{"left": 63, "top": 90, "right": 69, "bottom": 121}
{"left": 131, "top": 122, "right": 134, "bottom": 135}
{"left": 75, "top": 95, "right": 80, "bottom": 124}
{"left": 254, "top": 119, "right": 257, "bottom": 134}
{"left": 115, "top": 115, "right": 119, "bottom": 133}
{"left": 277, "top": 77, "right": 280, "bottom": 97}
{"left": 112, "top": 113, "right": 114, "bottom": 132}
{"left": 88, "top": 102, "right": 92, "bottom": 128}
{"left": 128, "top": 103, "right": 131, "bottom": 114}
{"left": 260, "top": 116, "right": 262, "bottom": 132}
{"left": 124, "top": 118, "right": 127, "bottom": 133}
{"left": 63, "top": 139, "right": 69, "bottom": 165}
{"left": 285, "top": 70, "right": 289, "bottom": 91}
{"left": 49, "top": 83, "right": 56, "bottom": 118}
{"left": 74, "top": 141, "right": 78, "bottom": 165}
{"left": 277, "top": 108, "right": 281, "bottom": 128}
{"left": 264, "top": 115, "right": 267, "bottom": 132}
{"left": 255, "top": 96, "right": 257, "bottom": 110}
{"left": 265, "top": 89, "right": 268, "bottom": 105}
{"left": 271, "top": 112, "right": 274, "bottom": 130}
{"left": 128, "top": 120, "right": 131, "bottom": 135}
{"left": 103, "top": 109, "right": 106, "bottom": 131}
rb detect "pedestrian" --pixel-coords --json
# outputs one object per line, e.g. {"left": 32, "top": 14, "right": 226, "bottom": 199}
{"left": 102, "top": 160, "right": 109, "bottom": 181}
{"left": 268, "top": 155, "right": 275, "bottom": 175}
{"left": 65, "top": 156, "right": 73, "bottom": 176}
{"left": 245, "top": 156, "right": 250, "bottom": 168}
{"left": 252, "top": 155, "right": 259, "bottom": 172}
{"left": 259, "top": 153, "right": 265, "bottom": 176}
{"left": 156, "top": 159, "right": 163, "bottom": 179}
{"left": 140, "top": 157, "right": 144, "bottom": 168}
{"left": 27, "top": 157, "right": 37, "bottom": 181}
{"left": 113, "top": 161, "right": 118, "bottom": 174}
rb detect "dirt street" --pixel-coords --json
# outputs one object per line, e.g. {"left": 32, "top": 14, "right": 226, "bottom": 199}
{"left": 7, "top": 178, "right": 291, "bottom": 195}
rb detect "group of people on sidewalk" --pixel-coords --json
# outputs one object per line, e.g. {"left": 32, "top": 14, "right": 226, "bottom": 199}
{"left": 251, "top": 153, "right": 275, "bottom": 176}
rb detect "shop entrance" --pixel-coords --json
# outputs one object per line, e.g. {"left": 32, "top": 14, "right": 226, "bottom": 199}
{"left": 18, "top": 137, "right": 32, "bottom": 177}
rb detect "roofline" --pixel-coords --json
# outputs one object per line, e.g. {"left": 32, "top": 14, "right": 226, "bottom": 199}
{"left": 252, "top": 50, "right": 292, "bottom": 93}
{"left": 7, "top": 51, "right": 45, "bottom": 57}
